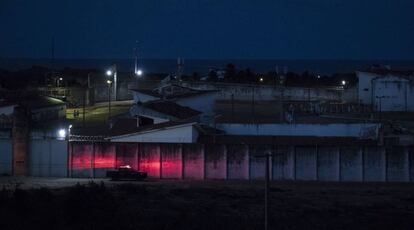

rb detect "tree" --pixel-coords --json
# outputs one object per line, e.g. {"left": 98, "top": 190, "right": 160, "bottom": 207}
{"left": 208, "top": 70, "right": 218, "bottom": 82}
{"left": 224, "top": 63, "right": 236, "bottom": 82}
{"left": 192, "top": 72, "right": 200, "bottom": 81}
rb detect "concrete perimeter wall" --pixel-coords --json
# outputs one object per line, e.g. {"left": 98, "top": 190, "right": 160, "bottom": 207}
{"left": 0, "top": 139, "right": 12, "bottom": 175}
{"left": 69, "top": 142, "right": 414, "bottom": 182}
{"left": 0, "top": 134, "right": 68, "bottom": 177}
{"left": 179, "top": 81, "right": 349, "bottom": 102}
{"left": 30, "top": 139, "right": 68, "bottom": 177}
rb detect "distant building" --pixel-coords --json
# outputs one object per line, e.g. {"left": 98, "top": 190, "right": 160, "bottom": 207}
{"left": 130, "top": 84, "right": 217, "bottom": 122}
{"left": 129, "top": 100, "right": 202, "bottom": 124}
{"left": 0, "top": 102, "right": 17, "bottom": 116}
{"left": 0, "top": 95, "right": 66, "bottom": 124}
{"left": 20, "top": 96, "right": 67, "bottom": 123}
{"left": 0, "top": 102, "right": 17, "bottom": 129}
{"left": 356, "top": 69, "right": 414, "bottom": 111}
{"left": 107, "top": 120, "right": 200, "bottom": 143}
{"left": 0, "top": 94, "right": 67, "bottom": 176}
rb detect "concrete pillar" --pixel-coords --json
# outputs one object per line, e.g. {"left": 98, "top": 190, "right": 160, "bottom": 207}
{"left": 272, "top": 146, "right": 295, "bottom": 180}
{"left": 340, "top": 147, "right": 363, "bottom": 181}
{"left": 227, "top": 144, "right": 249, "bottom": 180}
{"left": 386, "top": 146, "right": 409, "bottom": 182}
{"left": 139, "top": 143, "right": 160, "bottom": 178}
{"left": 249, "top": 145, "right": 272, "bottom": 179}
{"left": 12, "top": 108, "right": 29, "bottom": 176}
{"left": 317, "top": 146, "right": 340, "bottom": 181}
{"left": 160, "top": 143, "right": 182, "bottom": 179}
{"left": 205, "top": 144, "right": 227, "bottom": 179}
{"left": 116, "top": 143, "right": 139, "bottom": 169}
{"left": 410, "top": 146, "right": 414, "bottom": 182}
{"left": 182, "top": 144, "right": 204, "bottom": 179}
{"left": 295, "top": 146, "right": 317, "bottom": 180}
{"left": 363, "top": 146, "right": 386, "bottom": 182}
{"left": 93, "top": 142, "right": 116, "bottom": 178}
{"left": 71, "top": 142, "right": 94, "bottom": 178}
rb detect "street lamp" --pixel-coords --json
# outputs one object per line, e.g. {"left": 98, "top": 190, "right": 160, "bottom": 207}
{"left": 57, "top": 77, "right": 63, "bottom": 87}
{"left": 106, "top": 65, "right": 117, "bottom": 101}
{"left": 57, "top": 128, "right": 66, "bottom": 140}
{"left": 107, "top": 79, "right": 112, "bottom": 121}
{"left": 341, "top": 80, "right": 346, "bottom": 86}
{"left": 259, "top": 77, "right": 264, "bottom": 83}
{"left": 136, "top": 69, "right": 143, "bottom": 76}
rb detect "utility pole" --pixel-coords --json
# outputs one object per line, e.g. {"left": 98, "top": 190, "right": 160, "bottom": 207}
{"left": 255, "top": 152, "right": 272, "bottom": 230}
{"left": 83, "top": 88, "right": 86, "bottom": 127}
{"left": 213, "top": 114, "right": 222, "bottom": 144}
{"left": 231, "top": 94, "right": 235, "bottom": 122}
{"left": 177, "top": 57, "right": 183, "bottom": 81}
{"left": 113, "top": 64, "right": 117, "bottom": 101}
{"left": 251, "top": 85, "right": 255, "bottom": 123}
{"left": 134, "top": 41, "right": 139, "bottom": 75}
{"left": 87, "top": 72, "right": 92, "bottom": 88}
{"left": 107, "top": 80, "right": 112, "bottom": 121}
{"left": 376, "top": 96, "right": 387, "bottom": 122}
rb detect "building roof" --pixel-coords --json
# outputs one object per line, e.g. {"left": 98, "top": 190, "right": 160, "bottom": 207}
{"left": 108, "top": 119, "right": 196, "bottom": 138}
{"left": 358, "top": 67, "right": 414, "bottom": 78}
{"left": 130, "top": 84, "right": 217, "bottom": 100}
{"left": 0, "top": 99, "right": 17, "bottom": 107}
{"left": 131, "top": 88, "right": 217, "bottom": 99}
{"left": 142, "top": 100, "right": 202, "bottom": 119}
{"left": 198, "top": 135, "right": 377, "bottom": 145}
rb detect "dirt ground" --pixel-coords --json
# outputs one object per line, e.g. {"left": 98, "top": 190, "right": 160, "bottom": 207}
{"left": 66, "top": 103, "right": 132, "bottom": 126}
{"left": 1, "top": 177, "right": 414, "bottom": 230}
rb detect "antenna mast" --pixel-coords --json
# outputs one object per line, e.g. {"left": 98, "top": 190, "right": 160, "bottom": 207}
{"left": 134, "top": 41, "right": 138, "bottom": 75}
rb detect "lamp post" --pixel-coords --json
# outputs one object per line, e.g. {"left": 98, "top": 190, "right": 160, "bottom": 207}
{"left": 107, "top": 79, "right": 112, "bottom": 121}
{"left": 106, "top": 64, "right": 117, "bottom": 101}
{"left": 57, "top": 77, "right": 63, "bottom": 87}
{"left": 255, "top": 151, "right": 273, "bottom": 230}
{"left": 341, "top": 80, "right": 347, "bottom": 89}
{"left": 136, "top": 69, "right": 143, "bottom": 77}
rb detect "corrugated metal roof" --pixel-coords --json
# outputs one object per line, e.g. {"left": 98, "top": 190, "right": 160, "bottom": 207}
{"left": 142, "top": 100, "right": 201, "bottom": 119}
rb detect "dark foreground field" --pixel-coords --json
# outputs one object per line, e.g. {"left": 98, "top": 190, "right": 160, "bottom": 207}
{"left": 1, "top": 179, "right": 414, "bottom": 230}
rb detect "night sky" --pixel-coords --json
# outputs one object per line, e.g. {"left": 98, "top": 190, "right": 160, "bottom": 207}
{"left": 1, "top": 0, "right": 413, "bottom": 59}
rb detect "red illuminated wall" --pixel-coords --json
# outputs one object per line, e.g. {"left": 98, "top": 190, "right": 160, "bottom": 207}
{"left": 161, "top": 144, "right": 182, "bottom": 179}
{"left": 71, "top": 143, "right": 93, "bottom": 177}
{"left": 139, "top": 143, "right": 160, "bottom": 178}
{"left": 182, "top": 144, "right": 204, "bottom": 179}
{"left": 116, "top": 143, "right": 139, "bottom": 169}
{"left": 205, "top": 144, "right": 227, "bottom": 179}
{"left": 94, "top": 143, "right": 116, "bottom": 177}
{"left": 68, "top": 142, "right": 414, "bottom": 182}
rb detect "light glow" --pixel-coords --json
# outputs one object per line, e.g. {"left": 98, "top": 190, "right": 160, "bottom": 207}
{"left": 58, "top": 129, "right": 66, "bottom": 138}
{"left": 106, "top": 70, "right": 113, "bottom": 76}
{"left": 120, "top": 165, "right": 132, "bottom": 169}
{"left": 136, "top": 69, "right": 143, "bottom": 76}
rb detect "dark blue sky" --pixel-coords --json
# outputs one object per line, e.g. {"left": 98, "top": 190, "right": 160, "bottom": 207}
{"left": 1, "top": 0, "right": 413, "bottom": 59}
